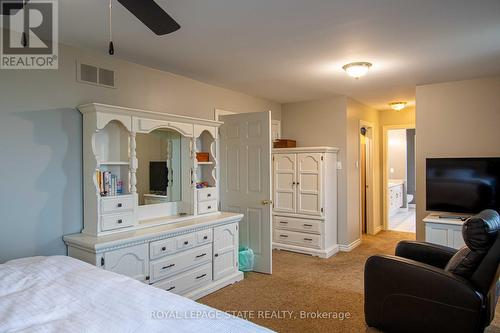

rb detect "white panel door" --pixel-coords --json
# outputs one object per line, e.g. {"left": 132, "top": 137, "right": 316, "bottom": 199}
{"left": 213, "top": 223, "right": 239, "bottom": 280}
{"left": 220, "top": 112, "right": 272, "bottom": 274}
{"left": 273, "top": 154, "right": 296, "bottom": 213}
{"left": 297, "top": 153, "right": 323, "bottom": 216}
{"left": 104, "top": 243, "right": 149, "bottom": 281}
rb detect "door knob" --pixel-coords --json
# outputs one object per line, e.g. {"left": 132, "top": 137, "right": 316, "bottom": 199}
{"left": 262, "top": 199, "right": 273, "bottom": 205}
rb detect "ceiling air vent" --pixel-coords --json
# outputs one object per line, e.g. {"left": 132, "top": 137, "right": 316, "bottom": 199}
{"left": 77, "top": 61, "right": 115, "bottom": 88}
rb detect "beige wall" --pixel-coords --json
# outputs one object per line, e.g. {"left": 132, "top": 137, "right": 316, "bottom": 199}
{"left": 387, "top": 129, "right": 407, "bottom": 180}
{"left": 416, "top": 77, "right": 500, "bottom": 240}
{"left": 0, "top": 41, "right": 282, "bottom": 119}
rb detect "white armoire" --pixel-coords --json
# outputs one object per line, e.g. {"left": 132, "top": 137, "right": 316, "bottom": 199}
{"left": 272, "top": 147, "right": 339, "bottom": 258}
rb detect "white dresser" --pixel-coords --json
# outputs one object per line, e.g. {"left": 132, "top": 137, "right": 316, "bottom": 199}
{"left": 64, "top": 213, "right": 242, "bottom": 300}
{"left": 423, "top": 214, "right": 467, "bottom": 249}
{"left": 64, "top": 103, "right": 244, "bottom": 300}
{"left": 272, "top": 147, "right": 339, "bottom": 258}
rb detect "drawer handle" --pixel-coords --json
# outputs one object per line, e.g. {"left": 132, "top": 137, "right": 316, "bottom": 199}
{"left": 117, "top": 203, "right": 123, "bottom": 208}
{"left": 184, "top": 241, "right": 189, "bottom": 245}
{"left": 214, "top": 253, "right": 219, "bottom": 257}
{"left": 279, "top": 221, "right": 288, "bottom": 224}
{"left": 196, "top": 253, "right": 207, "bottom": 258}
{"left": 162, "top": 264, "right": 175, "bottom": 270}
{"left": 196, "top": 273, "right": 207, "bottom": 280}
{"left": 117, "top": 219, "right": 123, "bottom": 224}
{"left": 280, "top": 235, "right": 288, "bottom": 238}
{"left": 207, "top": 194, "right": 211, "bottom": 197}
{"left": 166, "top": 286, "right": 175, "bottom": 291}
{"left": 303, "top": 224, "right": 313, "bottom": 227}
{"left": 161, "top": 246, "right": 166, "bottom": 251}
{"left": 207, "top": 206, "right": 212, "bottom": 209}
{"left": 203, "top": 235, "right": 208, "bottom": 240}
{"left": 304, "top": 238, "right": 313, "bottom": 241}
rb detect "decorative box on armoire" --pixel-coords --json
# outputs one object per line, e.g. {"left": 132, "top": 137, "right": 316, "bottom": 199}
{"left": 272, "top": 147, "right": 339, "bottom": 258}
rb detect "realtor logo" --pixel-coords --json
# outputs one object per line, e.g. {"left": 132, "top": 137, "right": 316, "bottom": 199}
{"left": 1, "top": 0, "right": 58, "bottom": 69}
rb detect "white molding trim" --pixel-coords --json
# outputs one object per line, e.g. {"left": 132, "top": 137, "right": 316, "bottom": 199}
{"left": 214, "top": 108, "right": 235, "bottom": 121}
{"left": 374, "top": 224, "right": 383, "bottom": 234}
{"left": 339, "top": 238, "right": 362, "bottom": 252}
{"left": 273, "top": 243, "right": 339, "bottom": 259}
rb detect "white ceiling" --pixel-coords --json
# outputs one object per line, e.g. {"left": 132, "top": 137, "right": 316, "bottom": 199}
{"left": 60, "top": 0, "right": 500, "bottom": 110}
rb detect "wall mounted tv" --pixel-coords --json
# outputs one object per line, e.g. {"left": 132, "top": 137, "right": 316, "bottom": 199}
{"left": 426, "top": 158, "right": 500, "bottom": 214}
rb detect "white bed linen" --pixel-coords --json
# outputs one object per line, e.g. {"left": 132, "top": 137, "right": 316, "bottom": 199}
{"left": 0, "top": 256, "right": 272, "bottom": 333}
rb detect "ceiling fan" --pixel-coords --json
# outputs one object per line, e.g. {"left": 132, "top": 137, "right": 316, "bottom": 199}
{"left": 1, "top": 0, "right": 181, "bottom": 54}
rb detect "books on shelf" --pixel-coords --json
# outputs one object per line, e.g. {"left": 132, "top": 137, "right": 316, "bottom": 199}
{"left": 96, "top": 170, "right": 123, "bottom": 197}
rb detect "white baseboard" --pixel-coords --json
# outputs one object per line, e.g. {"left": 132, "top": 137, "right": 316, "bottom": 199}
{"left": 339, "top": 238, "right": 361, "bottom": 252}
{"left": 184, "top": 271, "right": 244, "bottom": 300}
{"left": 273, "top": 242, "right": 339, "bottom": 258}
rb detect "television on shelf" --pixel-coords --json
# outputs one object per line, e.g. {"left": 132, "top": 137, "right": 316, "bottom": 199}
{"left": 149, "top": 161, "right": 168, "bottom": 195}
{"left": 426, "top": 157, "right": 500, "bottom": 214}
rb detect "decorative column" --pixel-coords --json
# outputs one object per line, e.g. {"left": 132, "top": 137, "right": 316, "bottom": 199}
{"left": 130, "top": 131, "right": 137, "bottom": 194}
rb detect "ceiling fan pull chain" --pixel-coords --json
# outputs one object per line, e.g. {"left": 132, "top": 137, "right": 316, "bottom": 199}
{"left": 21, "top": 0, "right": 27, "bottom": 47}
{"left": 108, "top": 0, "right": 114, "bottom": 55}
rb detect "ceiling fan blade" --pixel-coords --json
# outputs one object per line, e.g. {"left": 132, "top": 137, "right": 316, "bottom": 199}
{"left": 117, "top": 0, "right": 180, "bottom": 35}
{"left": 0, "top": 0, "right": 26, "bottom": 15}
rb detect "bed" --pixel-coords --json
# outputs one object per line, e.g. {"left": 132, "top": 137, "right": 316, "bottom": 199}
{"left": 0, "top": 256, "right": 272, "bottom": 333}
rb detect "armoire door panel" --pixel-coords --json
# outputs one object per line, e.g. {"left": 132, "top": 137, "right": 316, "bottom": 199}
{"left": 273, "top": 154, "right": 296, "bottom": 213}
{"left": 297, "top": 153, "right": 323, "bottom": 216}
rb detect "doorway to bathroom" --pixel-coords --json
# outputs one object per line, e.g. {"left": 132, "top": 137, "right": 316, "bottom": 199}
{"left": 383, "top": 126, "right": 416, "bottom": 233}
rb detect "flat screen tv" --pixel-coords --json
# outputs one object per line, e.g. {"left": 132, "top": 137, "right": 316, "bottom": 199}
{"left": 149, "top": 161, "right": 168, "bottom": 195}
{"left": 426, "top": 158, "right": 500, "bottom": 214}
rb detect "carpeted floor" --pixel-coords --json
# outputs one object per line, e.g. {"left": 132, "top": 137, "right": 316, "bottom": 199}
{"left": 199, "top": 231, "right": 500, "bottom": 333}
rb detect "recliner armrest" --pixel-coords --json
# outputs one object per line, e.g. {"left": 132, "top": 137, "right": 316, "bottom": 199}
{"left": 395, "top": 240, "right": 457, "bottom": 268}
{"left": 365, "top": 255, "right": 484, "bottom": 333}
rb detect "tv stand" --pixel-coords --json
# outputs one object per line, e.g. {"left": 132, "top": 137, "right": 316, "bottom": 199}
{"left": 423, "top": 213, "right": 468, "bottom": 249}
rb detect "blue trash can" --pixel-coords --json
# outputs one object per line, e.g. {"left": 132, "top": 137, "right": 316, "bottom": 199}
{"left": 238, "top": 247, "right": 255, "bottom": 272}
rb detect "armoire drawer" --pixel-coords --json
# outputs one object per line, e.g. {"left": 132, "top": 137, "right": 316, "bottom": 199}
{"left": 153, "top": 263, "right": 212, "bottom": 295}
{"left": 196, "top": 229, "right": 212, "bottom": 245}
{"left": 150, "top": 244, "right": 212, "bottom": 282}
{"left": 100, "top": 195, "right": 134, "bottom": 214}
{"left": 273, "top": 216, "right": 322, "bottom": 234}
{"left": 101, "top": 213, "right": 134, "bottom": 231}
{"left": 198, "top": 200, "right": 218, "bottom": 214}
{"left": 197, "top": 187, "right": 217, "bottom": 202}
{"left": 273, "top": 229, "right": 321, "bottom": 249}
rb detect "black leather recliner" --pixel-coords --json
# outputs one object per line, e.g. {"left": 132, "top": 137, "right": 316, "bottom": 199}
{"left": 365, "top": 209, "right": 500, "bottom": 333}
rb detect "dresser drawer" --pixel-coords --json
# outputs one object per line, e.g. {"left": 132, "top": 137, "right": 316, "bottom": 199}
{"left": 153, "top": 263, "right": 212, "bottom": 295}
{"left": 273, "top": 229, "right": 321, "bottom": 249}
{"left": 196, "top": 229, "right": 213, "bottom": 245}
{"left": 176, "top": 233, "right": 196, "bottom": 251}
{"left": 274, "top": 216, "right": 322, "bottom": 234}
{"left": 197, "top": 187, "right": 217, "bottom": 202}
{"left": 150, "top": 244, "right": 212, "bottom": 282}
{"left": 101, "top": 195, "right": 134, "bottom": 214}
{"left": 198, "top": 200, "right": 217, "bottom": 214}
{"left": 101, "top": 213, "right": 134, "bottom": 231}
{"left": 150, "top": 238, "right": 177, "bottom": 260}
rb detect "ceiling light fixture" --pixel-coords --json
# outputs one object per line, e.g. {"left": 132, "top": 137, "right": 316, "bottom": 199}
{"left": 342, "top": 62, "right": 372, "bottom": 79}
{"left": 389, "top": 102, "right": 407, "bottom": 111}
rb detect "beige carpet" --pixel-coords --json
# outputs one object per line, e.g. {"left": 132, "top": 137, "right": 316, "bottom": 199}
{"left": 199, "top": 231, "right": 500, "bottom": 333}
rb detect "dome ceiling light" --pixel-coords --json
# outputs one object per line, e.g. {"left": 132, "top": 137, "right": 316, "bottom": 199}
{"left": 342, "top": 62, "right": 372, "bottom": 79}
{"left": 389, "top": 101, "right": 407, "bottom": 111}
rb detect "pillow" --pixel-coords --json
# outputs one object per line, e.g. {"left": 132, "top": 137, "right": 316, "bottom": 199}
{"left": 445, "top": 246, "right": 486, "bottom": 278}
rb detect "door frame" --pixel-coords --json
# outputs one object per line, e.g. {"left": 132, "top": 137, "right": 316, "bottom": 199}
{"left": 382, "top": 124, "right": 416, "bottom": 230}
{"left": 359, "top": 120, "right": 375, "bottom": 236}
